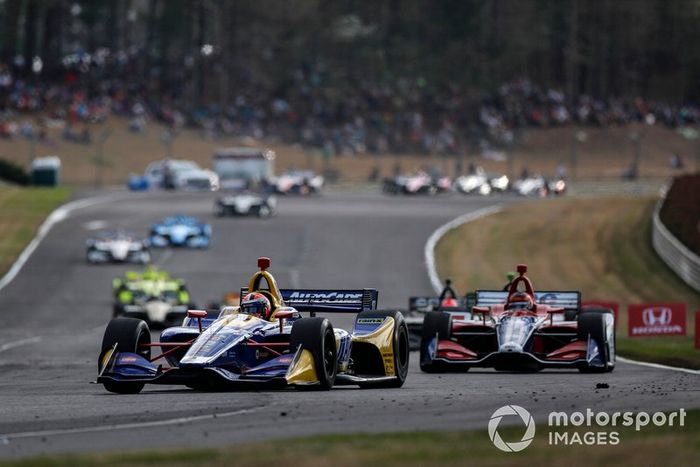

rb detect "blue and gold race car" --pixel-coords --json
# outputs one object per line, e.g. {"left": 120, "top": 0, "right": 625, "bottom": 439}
{"left": 149, "top": 215, "right": 211, "bottom": 248}
{"left": 96, "top": 257, "right": 409, "bottom": 393}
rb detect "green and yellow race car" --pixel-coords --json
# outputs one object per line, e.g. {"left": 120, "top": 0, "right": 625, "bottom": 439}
{"left": 112, "top": 266, "right": 194, "bottom": 326}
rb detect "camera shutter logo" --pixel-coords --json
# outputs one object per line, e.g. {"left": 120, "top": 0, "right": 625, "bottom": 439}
{"left": 488, "top": 405, "right": 536, "bottom": 452}
{"left": 642, "top": 307, "right": 672, "bottom": 326}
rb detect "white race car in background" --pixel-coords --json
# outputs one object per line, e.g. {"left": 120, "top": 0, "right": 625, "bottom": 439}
{"left": 512, "top": 175, "right": 566, "bottom": 197}
{"left": 453, "top": 167, "right": 509, "bottom": 195}
{"left": 383, "top": 171, "right": 452, "bottom": 195}
{"left": 215, "top": 190, "right": 277, "bottom": 218}
{"left": 128, "top": 159, "right": 219, "bottom": 191}
{"left": 172, "top": 167, "right": 220, "bottom": 191}
{"left": 86, "top": 231, "right": 151, "bottom": 264}
{"left": 272, "top": 170, "right": 324, "bottom": 195}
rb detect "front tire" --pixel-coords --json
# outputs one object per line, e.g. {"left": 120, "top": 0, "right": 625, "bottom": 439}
{"left": 290, "top": 318, "right": 337, "bottom": 390}
{"left": 257, "top": 204, "right": 272, "bottom": 218}
{"left": 420, "top": 312, "right": 453, "bottom": 373}
{"left": 98, "top": 318, "right": 151, "bottom": 394}
{"left": 577, "top": 311, "right": 614, "bottom": 373}
{"left": 355, "top": 310, "right": 410, "bottom": 388}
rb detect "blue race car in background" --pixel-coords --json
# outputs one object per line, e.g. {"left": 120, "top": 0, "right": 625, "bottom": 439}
{"left": 149, "top": 215, "right": 211, "bottom": 248}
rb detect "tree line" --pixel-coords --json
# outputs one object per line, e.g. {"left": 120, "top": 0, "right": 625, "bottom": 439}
{"left": 2, "top": 0, "right": 700, "bottom": 106}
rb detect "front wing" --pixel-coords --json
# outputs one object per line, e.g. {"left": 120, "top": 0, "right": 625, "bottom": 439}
{"left": 421, "top": 334, "right": 606, "bottom": 371}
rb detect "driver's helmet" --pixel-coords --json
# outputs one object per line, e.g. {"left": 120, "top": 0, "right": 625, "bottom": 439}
{"left": 507, "top": 292, "right": 534, "bottom": 310}
{"left": 240, "top": 292, "right": 272, "bottom": 320}
{"left": 441, "top": 297, "right": 458, "bottom": 308}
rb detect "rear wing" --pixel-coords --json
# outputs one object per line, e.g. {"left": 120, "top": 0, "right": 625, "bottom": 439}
{"left": 475, "top": 290, "right": 581, "bottom": 310}
{"left": 241, "top": 288, "right": 378, "bottom": 315}
{"left": 409, "top": 296, "right": 468, "bottom": 312}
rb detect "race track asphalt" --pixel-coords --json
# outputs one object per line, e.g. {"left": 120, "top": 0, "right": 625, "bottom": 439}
{"left": 0, "top": 190, "right": 697, "bottom": 458}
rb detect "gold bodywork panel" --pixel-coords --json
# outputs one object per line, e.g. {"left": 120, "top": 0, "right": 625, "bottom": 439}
{"left": 285, "top": 348, "right": 319, "bottom": 385}
{"left": 351, "top": 317, "right": 396, "bottom": 376}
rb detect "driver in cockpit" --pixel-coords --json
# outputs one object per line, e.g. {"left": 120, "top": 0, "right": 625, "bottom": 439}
{"left": 239, "top": 292, "right": 273, "bottom": 320}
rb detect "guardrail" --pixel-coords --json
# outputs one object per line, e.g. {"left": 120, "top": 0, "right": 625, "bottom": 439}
{"left": 652, "top": 199, "right": 700, "bottom": 293}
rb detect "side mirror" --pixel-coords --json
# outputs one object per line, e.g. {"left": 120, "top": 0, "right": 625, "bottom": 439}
{"left": 187, "top": 309, "right": 208, "bottom": 318}
{"left": 275, "top": 310, "right": 295, "bottom": 320}
{"left": 546, "top": 307, "right": 565, "bottom": 325}
{"left": 187, "top": 309, "right": 208, "bottom": 332}
{"left": 275, "top": 309, "right": 296, "bottom": 332}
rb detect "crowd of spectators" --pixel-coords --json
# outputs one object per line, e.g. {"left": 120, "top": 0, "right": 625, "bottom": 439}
{"left": 1, "top": 48, "right": 699, "bottom": 158}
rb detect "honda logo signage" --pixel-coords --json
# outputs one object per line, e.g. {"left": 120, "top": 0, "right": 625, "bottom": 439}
{"left": 642, "top": 307, "right": 672, "bottom": 326}
{"left": 628, "top": 303, "right": 686, "bottom": 337}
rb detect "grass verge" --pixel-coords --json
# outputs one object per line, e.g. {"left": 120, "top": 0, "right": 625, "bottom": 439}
{"left": 0, "top": 186, "right": 71, "bottom": 276}
{"left": 1, "top": 410, "right": 697, "bottom": 466}
{"left": 435, "top": 196, "right": 700, "bottom": 369}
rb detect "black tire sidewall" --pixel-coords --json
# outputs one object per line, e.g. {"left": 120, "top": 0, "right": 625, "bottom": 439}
{"left": 577, "top": 312, "right": 609, "bottom": 372}
{"left": 290, "top": 317, "right": 337, "bottom": 389}
{"left": 420, "top": 312, "right": 451, "bottom": 371}
{"left": 99, "top": 318, "right": 151, "bottom": 394}
{"left": 355, "top": 310, "right": 410, "bottom": 387}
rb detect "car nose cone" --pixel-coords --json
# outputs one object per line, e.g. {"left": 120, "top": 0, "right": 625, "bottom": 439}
{"left": 499, "top": 342, "right": 523, "bottom": 353}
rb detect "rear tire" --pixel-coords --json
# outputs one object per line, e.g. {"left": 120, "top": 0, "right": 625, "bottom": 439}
{"left": 420, "top": 312, "right": 453, "bottom": 373}
{"left": 577, "top": 311, "right": 614, "bottom": 373}
{"left": 257, "top": 204, "right": 272, "bottom": 218}
{"left": 290, "top": 318, "right": 337, "bottom": 390}
{"left": 355, "top": 310, "right": 410, "bottom": 388}
{"left": 98, "top": 318, "right": 151, "bottom": 394}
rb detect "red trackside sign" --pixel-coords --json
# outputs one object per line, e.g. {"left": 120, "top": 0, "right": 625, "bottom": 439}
{"left": 695, "top": 311, "right": 700, "bottom": 349}
{"left": 628, "top": 303, "right": 686, "bottom": 337}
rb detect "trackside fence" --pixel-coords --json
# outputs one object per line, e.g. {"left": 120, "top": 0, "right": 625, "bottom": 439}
{"left": 652, "top": 199, "right": 700, "bottom": 294}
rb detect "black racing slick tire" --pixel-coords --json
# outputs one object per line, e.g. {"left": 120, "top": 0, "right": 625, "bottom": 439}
{"left": 566, "top": 305, "right": 614, "bottom": 321}
{"left": 98, "top": 318, "right": 151, "bottom": 394}
{"left": 577, "top": 311, "right": 614, "bottom": 373}
{"left": 355, "top": 310, "right": 410, "bottom": 388}
{"left": 420, "top": 312, "right": 453, "bottom": 373}
{"left": 257, "top": 203, "right": 272, "bottom": 218}
{"left": 290, "top": 318, "right": 337, "bottom": 390}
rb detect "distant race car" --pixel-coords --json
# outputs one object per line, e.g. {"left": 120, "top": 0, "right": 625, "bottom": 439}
{"left": 403, "top": 279, "right": 471, "bottom": 350}
{"left": 453, "top": 167, "right": 509, "bottom": 195}
{"left": 96, "top": 257, "right": 410, "bottom": 393}
{"left": 420, "top": 264, "right": 615, "bottom": 373}
{"left": 112, "top": 266, "right": 193, "bottom": 326}
{"left": 383, "top": 171, "right": 451, "bottom": 195}
{"left": 272, "top": 170, "right": 323, "bottom": 195}
{"left": 512, "top": 175, "right": 566, "bottom": 197}
{"left": 128, "top": 159, "right": 219, "bottom": 191}
{"left": 215, "top": 190, "right": 277, "bottom": 218}
{"left": 149, "top": 215, "right": 211, "bottom": 248}
{"left": 86, "top": 230, "right": 150, "bottom": 264}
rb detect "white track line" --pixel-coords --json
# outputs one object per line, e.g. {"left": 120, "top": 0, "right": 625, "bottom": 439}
{"left": 423, "top": 204, "right": 700, "bottom": 375}
{"left": 0, "top": 407, "right": 261, "bottom": 441}
{"left": 0, "top": 337, "right": 42, "bottom": 354}
{"left": 424, "top": 205, "right": 503, "bottom": 292}
{"left": 0, "top": 193, "right": 130, "bottom": 292}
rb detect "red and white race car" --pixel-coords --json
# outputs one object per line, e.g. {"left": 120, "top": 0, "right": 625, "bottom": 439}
{"left": 419, "top": 264, "right": 615, "bottom": 373}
